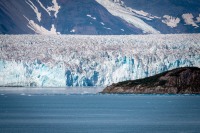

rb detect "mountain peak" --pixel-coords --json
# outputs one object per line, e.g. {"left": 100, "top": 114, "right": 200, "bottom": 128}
{"left": 0, "top": 0, "right": 200, "bottom": 34}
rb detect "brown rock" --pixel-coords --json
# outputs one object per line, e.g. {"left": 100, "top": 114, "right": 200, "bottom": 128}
{"left": 101, "top": 67, "right": 200, "bottom": 94}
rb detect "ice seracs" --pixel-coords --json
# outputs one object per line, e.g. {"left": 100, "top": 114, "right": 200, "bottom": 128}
{"left": 0, "top": 34, "right": 200, "bottom": 87}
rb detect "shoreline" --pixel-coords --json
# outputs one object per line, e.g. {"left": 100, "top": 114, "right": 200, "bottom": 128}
{"left": 0, "top": 87, "right": 200, "bottom": 96}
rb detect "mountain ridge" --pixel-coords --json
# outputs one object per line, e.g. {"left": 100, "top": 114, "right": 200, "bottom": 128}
{"left": 0, "top": 0, "right": 200, "bottom": 34}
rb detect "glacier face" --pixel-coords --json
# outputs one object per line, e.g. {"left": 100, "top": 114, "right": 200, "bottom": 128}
{"left": 0, "top": 34, "right": 200, "bottom": 87}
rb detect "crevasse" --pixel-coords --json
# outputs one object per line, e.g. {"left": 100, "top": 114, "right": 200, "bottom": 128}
{"left": 0, "top": 34, "right": 200, "bottom": 87}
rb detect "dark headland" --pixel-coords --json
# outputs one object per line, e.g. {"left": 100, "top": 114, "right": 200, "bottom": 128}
{"left": 102, "top": 67, "right": 200, "bottom": 94}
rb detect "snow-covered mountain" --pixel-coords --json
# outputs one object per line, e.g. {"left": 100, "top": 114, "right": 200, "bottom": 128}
{"left": 0, "top": 34, "right": 200, "bottom": 87}
{"left": 0, "top": 0, "right": 200, "bottom": 34}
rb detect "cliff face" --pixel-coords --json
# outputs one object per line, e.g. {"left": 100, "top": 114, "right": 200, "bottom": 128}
{"left": 102, "top": 67, "right": 200, "bottom": 94}
{"left": 0, "top": 35, "right": 200, "bottom": 87}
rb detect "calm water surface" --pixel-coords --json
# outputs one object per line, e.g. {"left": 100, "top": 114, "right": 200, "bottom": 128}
{"left": 0, "top": 92, "right": 200, "bottom": 133}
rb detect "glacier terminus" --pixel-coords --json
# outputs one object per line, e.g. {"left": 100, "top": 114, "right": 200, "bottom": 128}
{"left": 0, "top": 34, "right": 200, "bottom": 87}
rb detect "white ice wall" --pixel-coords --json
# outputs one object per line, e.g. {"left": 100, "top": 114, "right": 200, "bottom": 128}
{"left": 0, "top": 34, "right": 200, "bottom": 87}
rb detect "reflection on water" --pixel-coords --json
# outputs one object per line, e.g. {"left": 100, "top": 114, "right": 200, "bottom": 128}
{"left": 0, "top": 87, "right": 104, "bottom": 95}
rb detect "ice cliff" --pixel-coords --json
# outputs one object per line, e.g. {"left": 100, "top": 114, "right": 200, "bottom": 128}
{"left": 0, "top": 34, "right": 200, "bottom": 87}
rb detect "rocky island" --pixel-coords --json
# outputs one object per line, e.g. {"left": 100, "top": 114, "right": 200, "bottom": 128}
{"left": 102, "top": 67, "right": 200, "bottom": 94}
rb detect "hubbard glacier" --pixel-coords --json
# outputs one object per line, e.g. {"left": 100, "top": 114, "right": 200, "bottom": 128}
{"left": 1, "top": 0, "right": 200, "bottom": 133}
{"left": 0, "top": 34, "right": 200, "bottom": 87}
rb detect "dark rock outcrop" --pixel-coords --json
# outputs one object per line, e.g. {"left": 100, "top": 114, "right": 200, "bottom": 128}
{"left": 102, "top": 67, "right": 200, "bottom": 94}
{"left": 1, "top": 0, "right": 200, "bottom": 34}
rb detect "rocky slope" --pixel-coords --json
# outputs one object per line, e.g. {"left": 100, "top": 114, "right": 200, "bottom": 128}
{"left": 0, "top": 0, "right": 200, "bottom": 34}
{"left": 102, "top": 67, "right": 200, "bottom": 94}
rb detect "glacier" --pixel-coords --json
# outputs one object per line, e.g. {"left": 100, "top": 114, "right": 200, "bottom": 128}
{"left": 0, "top": 34, "right": 200, "bottom": 87}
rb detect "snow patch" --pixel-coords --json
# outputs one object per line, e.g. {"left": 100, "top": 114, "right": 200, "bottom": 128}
{"left": 50, "top": 24, "right": 60, "bottom": 35}
{"left": 182, "top": 13, "right": 199, "bottom": 28}
{"left": 103, "top": 27, "right": 112, "bottom": 30}
{"left": 109, "top": 0, "right": 160, "bottom": 20}
{"left": 196, "top": 14, "right": 200, "bottom": 23}
{"left": 162, "top": 15, "right": 180, "bottom": 28}
{"left": 95, "top": 0, "right": 160, "bottom": 34}
{"left": 100, "top": 22, "right": 105, "bottom": 25}
{"left": 86, "top": 14, "right": 97, "bottom": 20}
{"left": 28, "top": 20, "right": 59, "bottom": 35}
{"left": 111, "top": 0, "right": 160, "bottom": 20}
{"left": 70, "top": 29, "right": 76, "bottom": 33}
{"left": 36, "top": 0, "right": 51, "bottom": 16}
{"left": 36, "top": 0, "right": 61, "bottom": 18}
{"left": 132, "top": 10, "right": 148, "bottom": 17}
{"left": 129, "top": 9, "right": 160, "bottom": 20}
{"left": 25, "top": 0, "right": 41, "bottom": 22}
{"left": 25, "top": 0, "right": 61, "bottom": 34}
{"left": 24, "top": 16, "right": 59, "bottom": 35}
{"left": 47, "top": 0, "right": 61, "bottom": 18}
{"left": 112, "top": 0, "right": 123, "bottom": 3}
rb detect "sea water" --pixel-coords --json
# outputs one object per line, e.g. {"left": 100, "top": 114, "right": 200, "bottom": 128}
{"left": 0, "top": 88, "right": 200, "bottom": 133}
